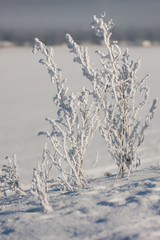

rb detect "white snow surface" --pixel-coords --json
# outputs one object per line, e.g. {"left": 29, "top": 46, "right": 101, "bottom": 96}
{"left": 0, "top": 45, "right": 160, "bottom": 239}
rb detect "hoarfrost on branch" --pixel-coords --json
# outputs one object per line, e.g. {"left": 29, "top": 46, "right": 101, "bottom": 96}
{"left": 65, "top": 12, "right": 157, "bottom": 177}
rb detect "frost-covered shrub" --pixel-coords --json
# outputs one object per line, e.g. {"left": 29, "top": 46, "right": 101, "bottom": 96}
{"left": 0, "top": 155, "right": 24, "bottom": 196}
{"left": 37, "top": 143, "right": 53, "bottom": 193}
{"left": 31, "top": 168, "right": 52, "bottom": 213}
{"left": 66, "top": 13, "right": 157, "bottom": 177}
{"left": 33, "top": 38, "right": 99, "bottom": 190}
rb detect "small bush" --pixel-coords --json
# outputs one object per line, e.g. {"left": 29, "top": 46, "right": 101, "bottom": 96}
{"left": 66, "top": 12, "right": 157, "bottom": 177}
{"left": 0, "top": 155, "right": 24, "bottom": 196}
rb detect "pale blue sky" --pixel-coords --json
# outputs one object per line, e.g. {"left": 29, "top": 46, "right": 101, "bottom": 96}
{"left": 0, "top": 0, "right": 160, "bottom": 32}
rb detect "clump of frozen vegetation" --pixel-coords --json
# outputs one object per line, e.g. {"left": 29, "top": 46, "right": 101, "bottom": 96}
{"left": 0, "top": 13, "right": 158, "bottom": 223}
{"left": 1, "top": 12, "right": 157, "bottom": 203}
{"left": 32, "top": 38, "right": 99, "bottom": 191}
{"left": 31, "top": 167, "right": 53, "bottom": 213}
{"left": 0, "top": 155, "right": 24, "bottom": 197}
{"left": 66, "top": 12, "right": 157, "bottom": 177}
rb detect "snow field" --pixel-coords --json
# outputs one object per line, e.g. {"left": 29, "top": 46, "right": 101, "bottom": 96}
{"left": 0, "top": 45, "right": 160, "bottom": 239}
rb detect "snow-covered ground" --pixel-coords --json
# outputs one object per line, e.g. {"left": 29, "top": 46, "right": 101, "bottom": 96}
{"left": 0, "top": 165, "right": 160, "bottom": 240}
{"left": 0, "top": 45, "right": 160, "bottom": 239}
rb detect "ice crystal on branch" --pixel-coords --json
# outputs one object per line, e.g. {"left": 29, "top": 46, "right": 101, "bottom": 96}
{"left": 33, "top": 39, "right": 99, "bottom": 190}
{"left": 91, "top": 12, "right": 114, "bottom": 38}
{"left": 66, "top": 13, "right": 157, "bottom": 177}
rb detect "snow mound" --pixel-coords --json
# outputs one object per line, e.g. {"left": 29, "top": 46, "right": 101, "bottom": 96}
{"left": 0, "top": 164, "right": 160, "bottom": 240}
